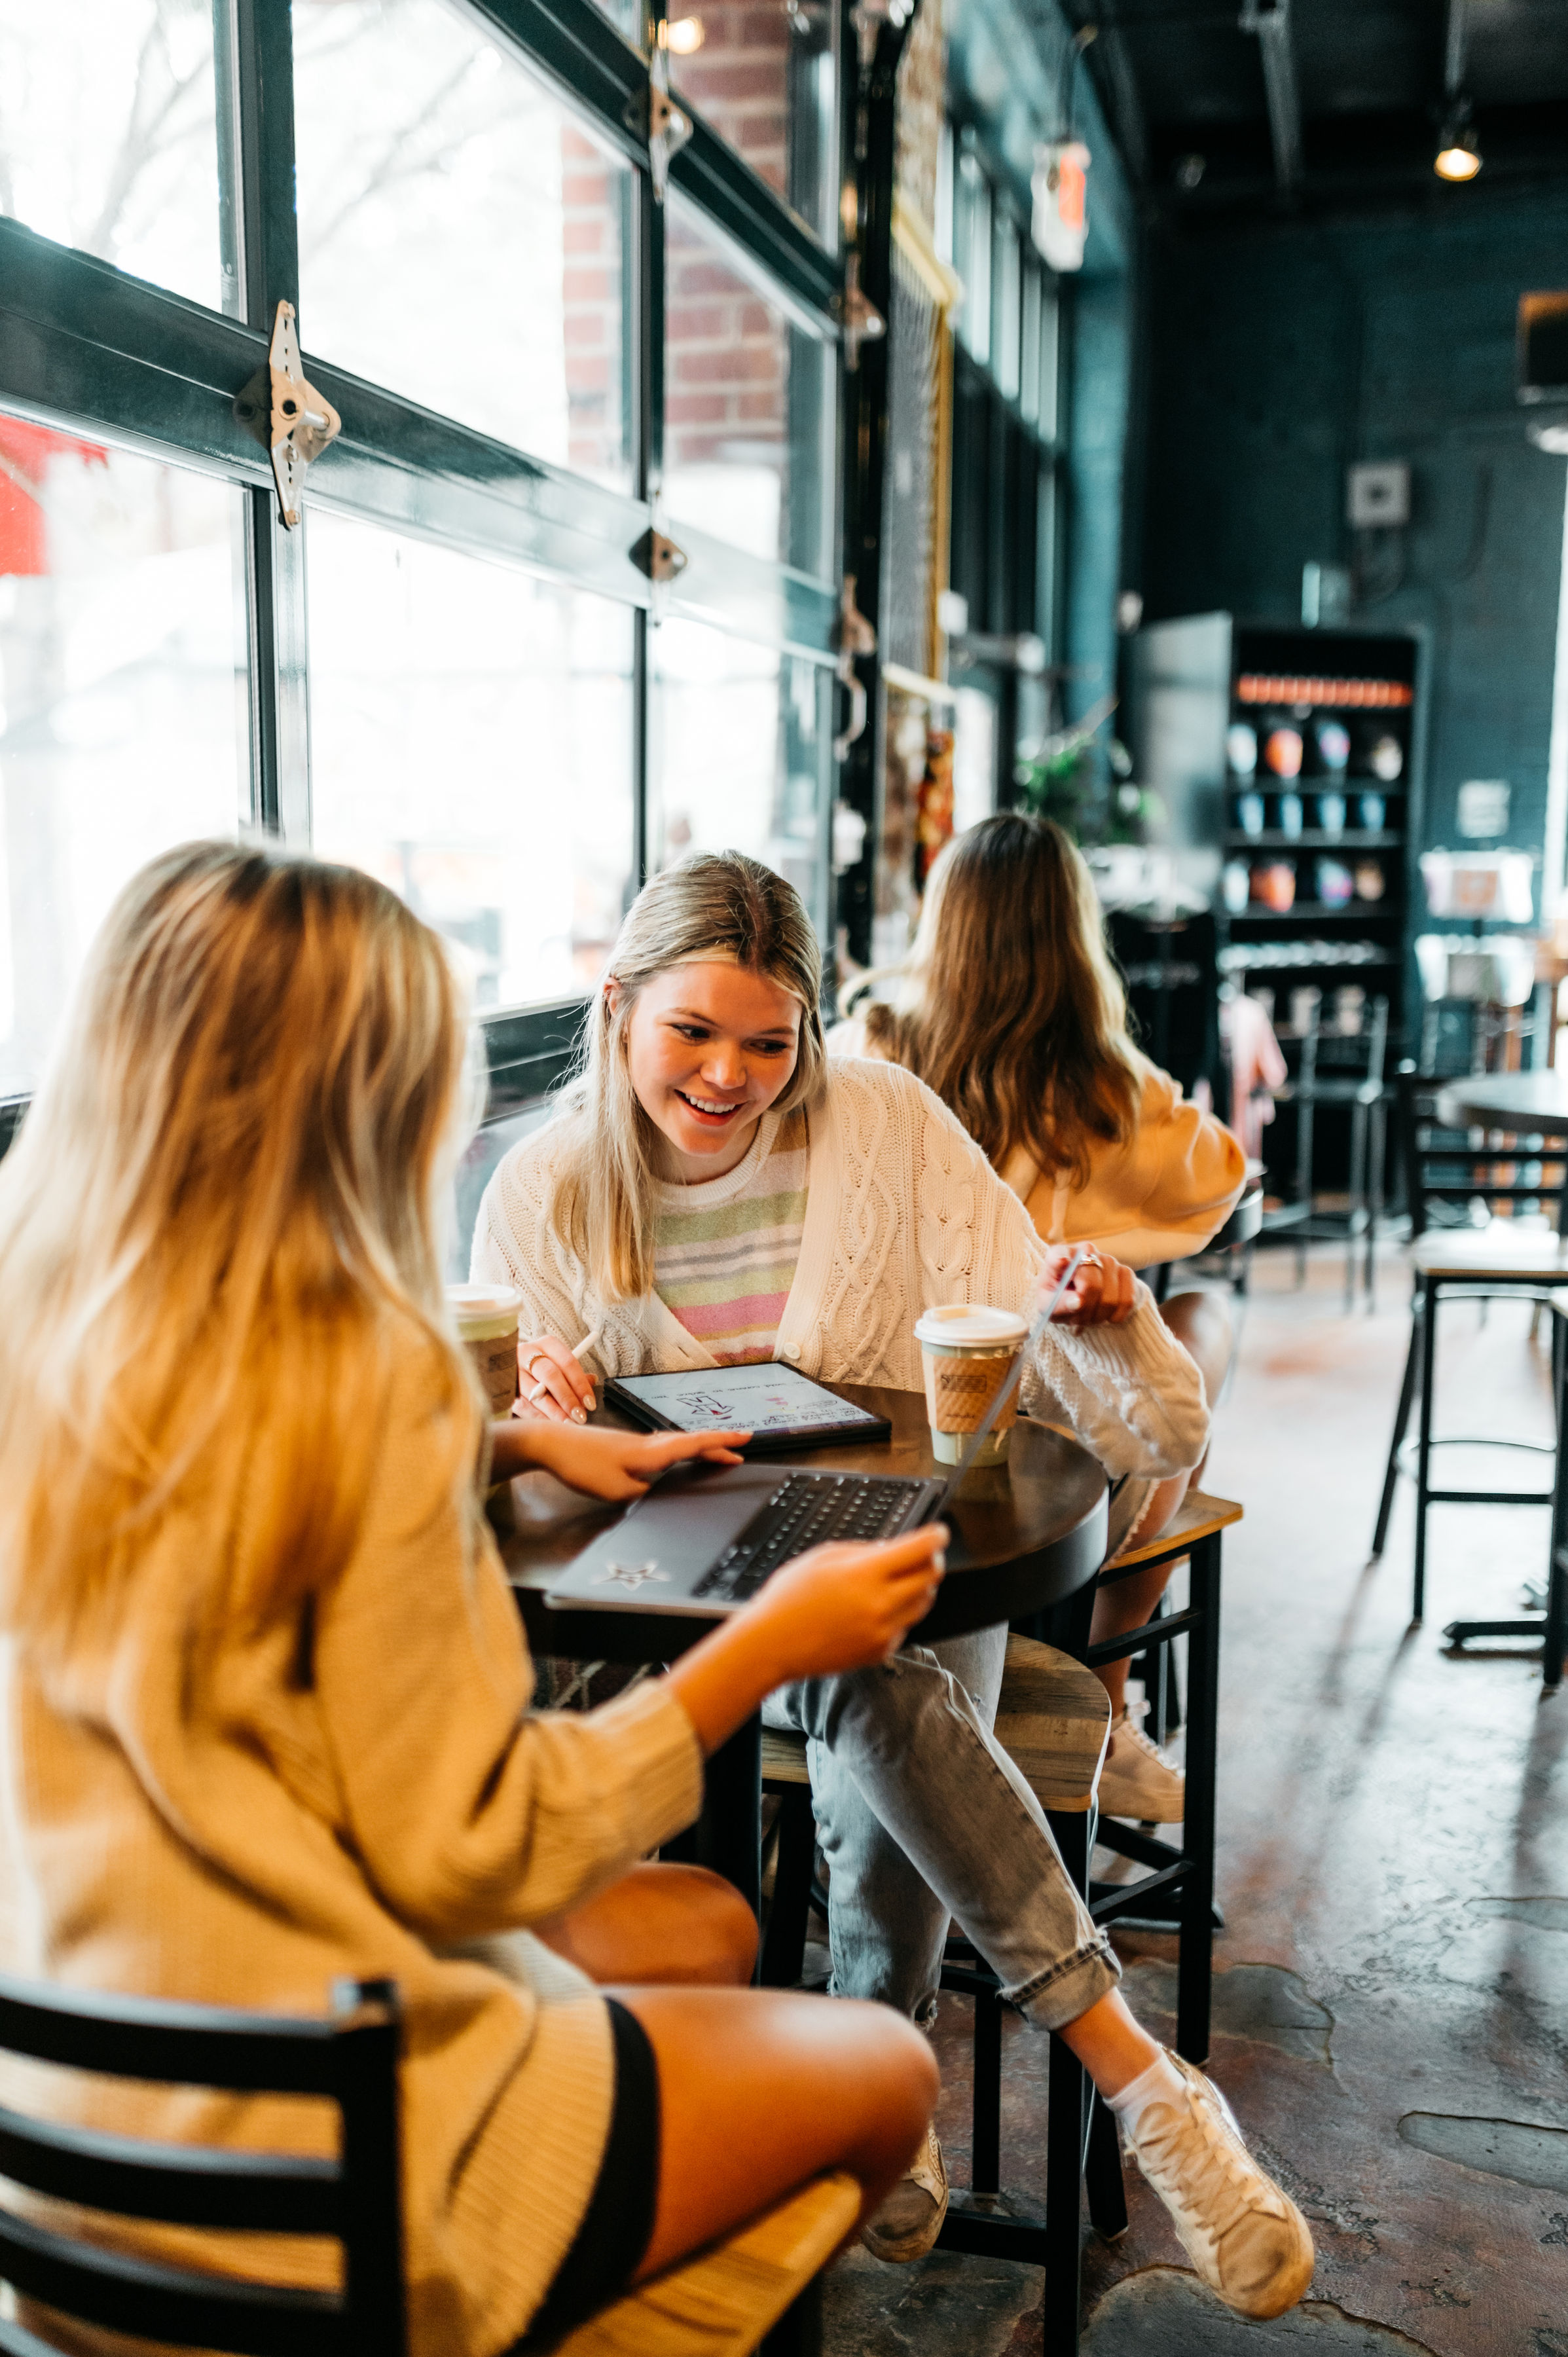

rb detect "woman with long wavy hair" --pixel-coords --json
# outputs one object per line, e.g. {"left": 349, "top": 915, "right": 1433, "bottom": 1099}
{"left": 833, "top": 813, "right": 1247, "bottom": 1823}
{"left": 0, "top": 841, "right": 951, "bottom": 2356}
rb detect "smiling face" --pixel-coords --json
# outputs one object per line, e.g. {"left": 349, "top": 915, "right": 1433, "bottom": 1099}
{"left": 618, "top": 960, "right": 803, "bottom": 1182}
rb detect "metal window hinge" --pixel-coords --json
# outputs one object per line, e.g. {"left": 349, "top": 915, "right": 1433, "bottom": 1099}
{"left": 832, "top": 573, "right": 878, "bottom": 760}
{"left": 233, "top": 300, "right": 341, "bottom": 529}
{"left": 630, "top": 526, "right": 689, "bottom": 583}
{"left": 836, "top": 251, "right": 886, "bottom": 371}
{"left": 624, "top": 52, "right": 694, "bottom": 202}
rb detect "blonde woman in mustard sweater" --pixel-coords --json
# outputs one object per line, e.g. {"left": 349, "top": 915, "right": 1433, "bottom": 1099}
{"left": 0, "top": 844, "right": 950, "bottom": 2357}
{"left": 830, "top": 813, "right": 1248, "bottom": 1826}
{"left": 475, "top": 852, "right": 1312, "bottom": 2316}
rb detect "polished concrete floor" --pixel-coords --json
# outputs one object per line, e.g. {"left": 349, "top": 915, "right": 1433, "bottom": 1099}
{"left": 822, "top": 1245, "right": 1568, "bottom": 2356}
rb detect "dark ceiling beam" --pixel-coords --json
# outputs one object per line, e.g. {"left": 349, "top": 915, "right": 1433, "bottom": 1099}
{"left": 1240, "top": 0, "right": 1303, "bottom": 198}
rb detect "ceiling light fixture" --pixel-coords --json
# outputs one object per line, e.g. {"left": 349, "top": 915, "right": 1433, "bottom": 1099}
{"left": 1434, "top": 116, "right": 1480, "bottom": 181}
{"left": 666, "top": 15, "right": 704, "bottom": 54}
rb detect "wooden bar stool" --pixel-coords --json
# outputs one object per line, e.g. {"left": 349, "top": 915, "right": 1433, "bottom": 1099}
{"left": 758, "top": 1640, "right": 1126, "bottom": 2352}
{"left": 1042, "top": 1489, "right": 1241, "bottom": 2070}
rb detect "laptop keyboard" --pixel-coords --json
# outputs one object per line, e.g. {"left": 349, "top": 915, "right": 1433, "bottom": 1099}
{"left": 692, "top": 1472, "right": 931, "bottom": 1604}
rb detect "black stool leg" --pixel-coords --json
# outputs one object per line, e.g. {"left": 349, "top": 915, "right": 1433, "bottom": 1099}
{"left": 1085, "top": 2092, "right": 1128, "bottom": 2238}
{"left": 972, "top": 1981, "right": 1002, "bottom": 2195}
{"left": 760, "top": 1786, "right": 816, "bottom": 1988}
{"left": 1372, "top": 1301, "right": 1420, "bottom": 1558}
{"left": 1044, "top": 2029, "right": 1085, "bottom": 2350}
{"left": 1413, "top": 1274, "right": 1438, "bottom": 1622}
{"left": 1546, "top": 1335, "right": 1568, "bottom": 1694}
{"left": 1177, "top": 1534, "right": 1220, "bottom": 2066}
{"left": 761, "top": 2280, "right": 823, "bottom": 2357}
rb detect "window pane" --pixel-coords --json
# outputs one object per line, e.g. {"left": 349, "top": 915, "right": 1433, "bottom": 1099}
{"left": 670, "top": 1, "right": 839, "bottom": 248}
{"left": 295, "top": 0, "right": 632, "bottom": 490}
{"left": 954, "top": 151, "right": 990, "bottom": 365}
{"left": 1038, "top": 282, "right": 1060, "bottom": 443}
{"left": 308, "top": 516, "right": 634, "bottom": 1012}
{"left": 1019, "top": 261, "right": 1042, "bottom": 424}
{"left": 0, "top": 417, "right": 246, "bottom": 1093}
{"left": 651, "top": 620, "right": 831, "bottom": 936}
{"left": 992, "top": 215, "right": 1021, "bottom": 401}
{"left": 664, "top": 194, "right": 834, "bottom": 577}
{"left": 0, "top": 0, "right": 222, "bottom": 309}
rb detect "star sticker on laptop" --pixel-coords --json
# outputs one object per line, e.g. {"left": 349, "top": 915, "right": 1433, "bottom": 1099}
{"left": 593, "top": 1562, "right": 669, "bottom": 1591}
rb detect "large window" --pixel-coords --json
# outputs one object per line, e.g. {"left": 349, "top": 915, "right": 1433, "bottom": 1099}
{"left": 939, "top": 122, "right": 1066, "bottom": 804}
{"left": 0, "top": 0, "right": 843, "bottom": 1112}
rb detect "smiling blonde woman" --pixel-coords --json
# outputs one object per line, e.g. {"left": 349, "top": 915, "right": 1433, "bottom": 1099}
{"left": 473, "top": 852, "right": 1314, "bottom": 2318}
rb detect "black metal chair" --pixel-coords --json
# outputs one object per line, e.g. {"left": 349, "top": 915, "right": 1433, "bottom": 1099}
{"left": 0, "top": 1971, "right": 406, "bottom": 2356}
{"left": 0, "top": 1969, "right": 855, "bottom": 2357}
{"left": 1372, "top": 1062, "right": 1568, "bottom": 1624}
{"left": 1266, "top": 993, "right": 1390, "bottom": 1306}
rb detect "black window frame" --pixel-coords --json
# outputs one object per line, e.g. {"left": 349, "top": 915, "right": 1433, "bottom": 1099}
{"left": 0, "top": 0, "right": 858, "bottom": 1139}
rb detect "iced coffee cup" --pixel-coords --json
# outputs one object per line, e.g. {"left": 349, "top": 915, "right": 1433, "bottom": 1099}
{"left": 447, "top": 1283, "right": 525, "bottom": 1417}
{"left": 913, "top": 1304, "right": 1029, "bottom": 1466}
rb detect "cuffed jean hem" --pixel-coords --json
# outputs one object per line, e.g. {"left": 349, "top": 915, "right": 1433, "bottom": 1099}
{"left": 1005, "top": 1932, "right": 1121, "bottom": 2033}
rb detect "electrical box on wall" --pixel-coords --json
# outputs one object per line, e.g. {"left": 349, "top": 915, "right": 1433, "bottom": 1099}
{"left": 1347, "top": 462, "right": 1410, "bottom": 528}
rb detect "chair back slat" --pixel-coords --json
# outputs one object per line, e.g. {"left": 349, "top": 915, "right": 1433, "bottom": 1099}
{"left": 0, "top": 1977, "right": 344, "bottom": 2096}
{"left": 0, "top": 2204, "right": 342, "bottom": 2357}
{"left": 0, "top": 2108, "right": 338, "bottom": 2233}
{"left": 0, "top": 1975, "right": 405, "bottom": 2356}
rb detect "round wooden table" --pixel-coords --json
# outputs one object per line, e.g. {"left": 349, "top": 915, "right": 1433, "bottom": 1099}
{"left": 496, "top": 1383, "right": 1108, "bottom": 1913}
{"left": 1436, "top": 1070, "right": 1568, "bottom": 1139}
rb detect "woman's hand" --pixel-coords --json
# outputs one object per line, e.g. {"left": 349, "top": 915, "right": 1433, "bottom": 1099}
{"left": 492, "top": 1419, "right": 751, "bottom": 1500}
{"left": 516, "top": 1333, "right": 596, "bottom": 1424}
{"left": 1036, "top": 1245, "right": 1137, "bottom": 1330}
{"left": 666, "top": 1524, "right": 948, "bottom": 1755}
{"left": 750, "top": 1526, "right": 949, "bottom": 1677}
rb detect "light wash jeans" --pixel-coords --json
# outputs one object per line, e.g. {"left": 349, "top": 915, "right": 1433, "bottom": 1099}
{"left": 763, "top": 1622, "right": 1119, "bottom": 2034}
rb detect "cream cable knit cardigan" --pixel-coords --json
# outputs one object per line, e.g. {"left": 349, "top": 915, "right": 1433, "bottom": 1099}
{"left": 0, "top": 1337, "right": 703, "bottom": 2357}
{"left": 474, "top": 1059, "right": 1209, "bottom": 1481}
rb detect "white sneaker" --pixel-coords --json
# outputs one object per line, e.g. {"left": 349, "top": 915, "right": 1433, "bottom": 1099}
{"left": 1123, "top": 2051, "right": 1315, "bottom": 2319}
{"left": 860, "top": 2122, "right": 949, "bottom": 2263}
{"left": 1097, "top": 1704, "right": 1185, "bottom": 1823}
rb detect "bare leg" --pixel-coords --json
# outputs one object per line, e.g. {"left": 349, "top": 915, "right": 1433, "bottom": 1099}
{"left": 1091, "top": 1287, "right": 1231, "bottom": 1717}
{"left": 537, "top": 1861, "right": 938, "bottom": 2278}
{"left": 621, "top": 1984, "right": 938, "bottom": 2277}
{"left": 1060, "top": 1986, "right": 1163, "bottom": 2096}
{"left": 536, "top": 1861, "right": 757, "bottom": 1986}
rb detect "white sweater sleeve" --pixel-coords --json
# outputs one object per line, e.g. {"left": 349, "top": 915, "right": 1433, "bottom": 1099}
{"left": 905, "top": 1070, "right": 1210, "bottom": 1480}
{"left": 471, "top": 1124, "right": 588, "bottom": 1344}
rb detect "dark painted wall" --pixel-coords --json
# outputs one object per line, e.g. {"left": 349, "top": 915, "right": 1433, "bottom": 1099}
{"left": 1137, "top": 185, "right": 1568, "bottom": 878}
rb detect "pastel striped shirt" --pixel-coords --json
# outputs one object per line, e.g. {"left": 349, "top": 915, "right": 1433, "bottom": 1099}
{"left": 653, "top": 1107, "right": 809, "bottom": 1364}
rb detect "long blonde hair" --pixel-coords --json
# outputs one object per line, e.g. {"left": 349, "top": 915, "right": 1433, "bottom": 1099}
{"left": 852, "top": 815, "right": 1141, "bottom": 1185}
{"left": 0, "top": 841, "right": 478, "bottom": 1659}
{"left": 549, "top": 852, "right": 826, "bottom": 1301}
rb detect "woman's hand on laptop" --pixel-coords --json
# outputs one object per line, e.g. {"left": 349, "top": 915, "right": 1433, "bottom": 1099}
{"left": 756, "top": 1526, "right": 949, "bottom": 1675}
{"left": 666, "top": 1526, "right": 949, "bottom": 1755}
{"left": 515, "top": 1332, "right": 596, "bottom": 1423}
{"left": 489, "top": 1420, "right": 750, "bottom": 1499}
{"left": 1036, "top": 1245, "right": 1137, "bottom": 1329}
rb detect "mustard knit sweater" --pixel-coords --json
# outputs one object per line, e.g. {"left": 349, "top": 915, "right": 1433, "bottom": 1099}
{"left": 0, "top": 1339, "right": 704, "bottom": 2357}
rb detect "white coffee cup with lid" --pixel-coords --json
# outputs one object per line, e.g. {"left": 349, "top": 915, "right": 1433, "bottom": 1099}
{"left": 447, "top": 1283, "right": 524, "bottom": 1418}
{"left": 912, "top": 1304, "right": 1029, "bottom": 1465}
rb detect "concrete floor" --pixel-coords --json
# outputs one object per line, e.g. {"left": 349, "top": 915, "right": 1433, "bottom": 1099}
{"left": 821, "top": 1243, "right": 1568, "bottom": 2356}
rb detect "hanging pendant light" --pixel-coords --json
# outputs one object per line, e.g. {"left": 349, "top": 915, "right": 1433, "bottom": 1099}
{"left": 1434, "top": 111, "right": 1481, "bottom": 181}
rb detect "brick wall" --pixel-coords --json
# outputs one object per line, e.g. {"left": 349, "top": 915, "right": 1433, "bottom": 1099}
{"left": 560, "top": 124, "right": 625, "bottom": 483}
{"left": 896, "top": 0, "right": 944, "bottom": 234}
{"left": 672, "top": 3, "right": 791, "bottom": 206}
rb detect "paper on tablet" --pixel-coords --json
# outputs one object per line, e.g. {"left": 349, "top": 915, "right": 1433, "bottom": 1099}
{"left": 613, "top": 1363, "right": 881, "bottom": 1436}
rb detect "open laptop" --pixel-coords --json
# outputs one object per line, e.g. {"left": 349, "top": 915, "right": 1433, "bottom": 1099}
{"left": 544, "top": 1251, "right": 1084, "bottom": 1621}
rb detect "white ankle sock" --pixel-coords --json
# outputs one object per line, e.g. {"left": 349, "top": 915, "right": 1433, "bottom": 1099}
{"left": 1107, "top": 2049, "right": 1186, "bottom": 2139}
